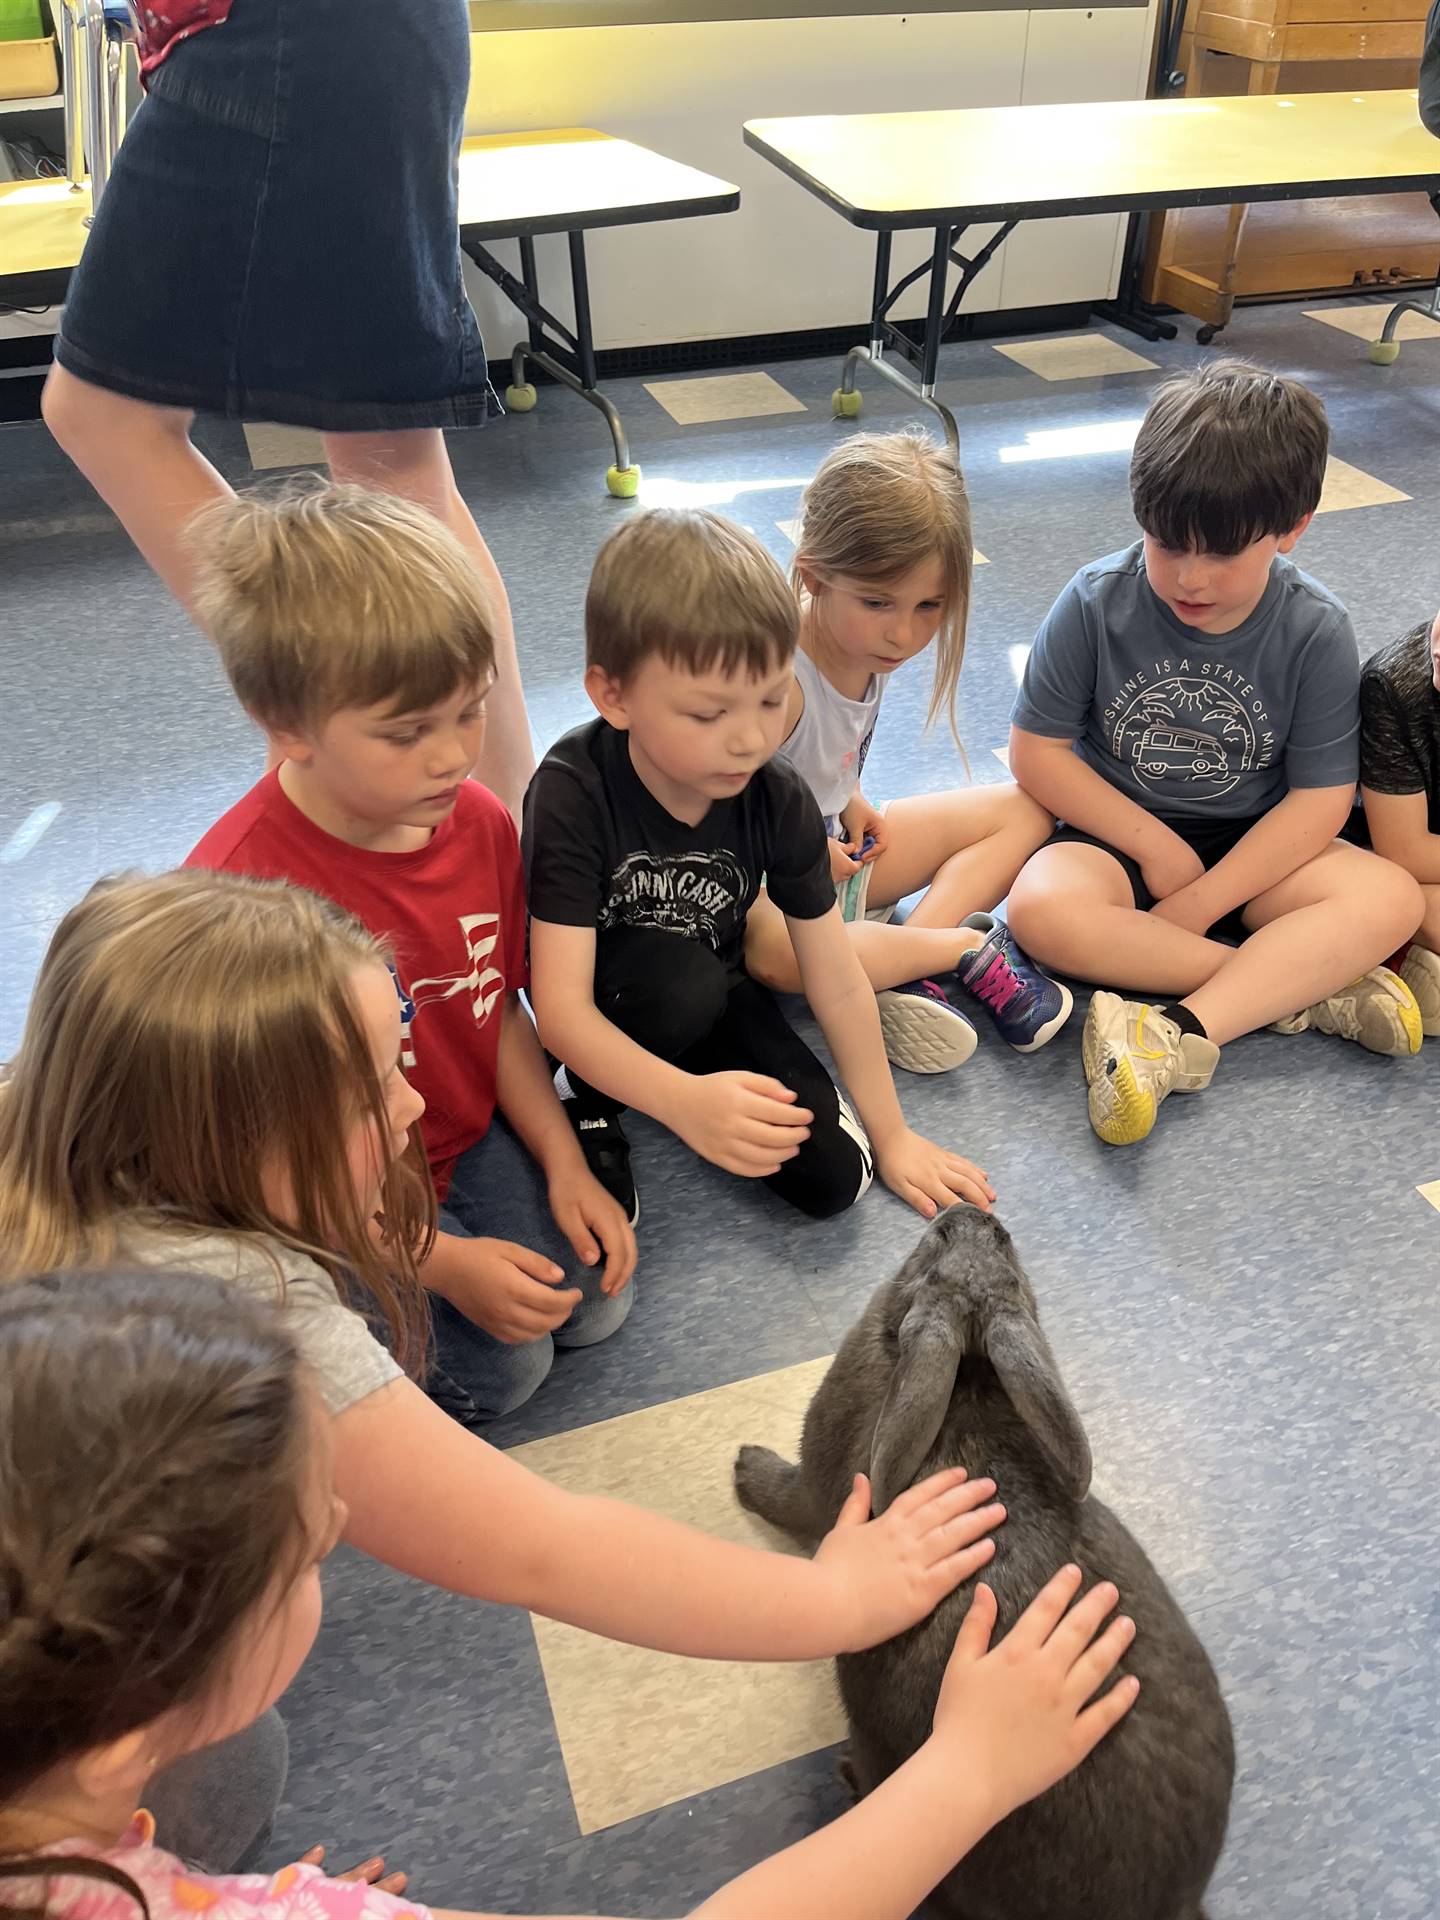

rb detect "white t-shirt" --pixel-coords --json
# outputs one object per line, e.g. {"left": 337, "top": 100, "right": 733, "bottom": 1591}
{"left": 780, "top": 649, "right": 884, "bottom": 829}
{"left": 122, "top": 1226, "right": 401, "bottom": 1415}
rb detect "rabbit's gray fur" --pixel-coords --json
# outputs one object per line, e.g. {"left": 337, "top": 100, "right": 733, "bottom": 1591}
{"left": 735, "top": 1206, "right": 1234, "bottom": 1920}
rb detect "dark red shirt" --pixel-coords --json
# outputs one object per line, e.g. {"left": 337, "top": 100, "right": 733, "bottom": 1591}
{"left": 186, "top": 772, "right": 528, "bottom": 1199}
{"left": 138, "top": 2, "right": 234, "bottom": 78}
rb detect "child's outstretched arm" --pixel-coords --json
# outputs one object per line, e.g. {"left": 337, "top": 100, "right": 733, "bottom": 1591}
{"left": 435, "top": 1567, "right": 1137, "bottom": 1920}
{"left": 1364, "top": 786, "right": 1440, "bottom": 884}
{"left": 787, "top": 907, "right": 995, "bottom": 1218}
{"left": 335, "top": 1379, "right": 1004, "bottom": 1658}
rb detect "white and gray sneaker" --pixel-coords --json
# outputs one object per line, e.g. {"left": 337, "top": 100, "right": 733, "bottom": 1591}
{"left": 876, "top": 978, "right": 979, "bottom": 1074}
{"left": 1269, "top": 965, "right": 1423, "bottom": 1056}
{"left": 1082, "top": 992, "right": 1220, "bottom": 1147}
{"left": 1397, "top": 944, "right": 1440, "bottom": 1038}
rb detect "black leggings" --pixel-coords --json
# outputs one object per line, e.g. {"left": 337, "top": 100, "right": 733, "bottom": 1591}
{"left": 563, "top": 929, "right": 873, "bottom": 1220}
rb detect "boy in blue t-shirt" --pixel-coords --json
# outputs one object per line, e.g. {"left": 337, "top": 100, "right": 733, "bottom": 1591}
{"left": 1006, "top": 360, "right": 1424, "bottom": 1146}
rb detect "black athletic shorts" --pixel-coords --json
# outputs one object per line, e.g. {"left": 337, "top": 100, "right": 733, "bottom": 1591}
{"left": 1041, "top": 811, "right": 1271, "bottom": 920}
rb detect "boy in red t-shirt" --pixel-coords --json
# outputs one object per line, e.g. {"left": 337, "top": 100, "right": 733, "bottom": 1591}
{"left": 185, "top": 483, "right": 636, "bottom": 1423}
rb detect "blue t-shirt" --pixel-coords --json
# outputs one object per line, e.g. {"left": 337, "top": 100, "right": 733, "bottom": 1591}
{"left": 1011, "top": 542, "right": 1360, "bottom": 821}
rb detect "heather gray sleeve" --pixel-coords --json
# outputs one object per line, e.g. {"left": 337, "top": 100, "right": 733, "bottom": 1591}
{"left": 1284, "top": 608, "right": 1360, "bottom": 790}
{"left": 1011, "top": 575, "right": 1098, "bottom": 739}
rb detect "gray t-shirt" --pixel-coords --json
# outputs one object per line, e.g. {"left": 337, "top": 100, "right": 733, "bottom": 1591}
{"left": 1011, "top": 542, "right": 1360, "bottom": 821}
{"left": 123, "top": 1227, "right": 401, "bottom": 1415}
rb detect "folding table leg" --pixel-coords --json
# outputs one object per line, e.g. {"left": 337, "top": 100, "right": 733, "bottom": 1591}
{"left": 1367, "top": 190, "right": 1440, "bottom": 366}
{"left": 462, "top": 230, "right": 641, "bottom": 497}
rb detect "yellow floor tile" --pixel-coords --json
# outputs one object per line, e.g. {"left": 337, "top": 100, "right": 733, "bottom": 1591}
{"left": 510, "top": 1357, "right": 842, "bottom": 1833}
{"left": 1315, "top": 456, "right": 1411, "bottom": 515}
{"left": 1417, "top": 1179, "right": 1440, "bottom": 1213}
{"left": 644, "top": 372, "right": 806, "bottom": 426}
{"left": 991, "top": 334, "right": 1157, "bottom": 381}
{"left": 243, "top": 422, "right": 327, "bottom": 470}
{"left": 1303, "top": 303, "right": 1440, "bottom": 344}
{"left": 776, "top": 518, "right": 986, "bottom": 566}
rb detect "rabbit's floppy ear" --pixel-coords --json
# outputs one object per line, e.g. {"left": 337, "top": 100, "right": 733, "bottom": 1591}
{"left": 986, "top": 1310, "right": 1092, "bottom": 1501}
{"left": 869, "top": 1294, "right": 963, "bottom": 1513}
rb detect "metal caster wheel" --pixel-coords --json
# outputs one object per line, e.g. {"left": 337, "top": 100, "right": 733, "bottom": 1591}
{"left": 831, "top": 387, "right": 863, "bottom": 418}
{"left": 1368, "top": 340, "right": 1400, "bottom": 365}
{"left": 606, "top": 463, "right": 641, "bottom": 498}
{"left": 505, "top": 383, "right": 538, "bottom": 412}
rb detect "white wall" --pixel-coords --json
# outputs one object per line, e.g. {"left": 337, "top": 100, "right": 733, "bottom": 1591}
{"left": 463, "top": 7, "right": 1159, "bottom": 355}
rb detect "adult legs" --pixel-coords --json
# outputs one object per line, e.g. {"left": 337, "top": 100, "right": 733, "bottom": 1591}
{"left": 42, "top": 374, "right": 534, "bottom": 817}
{"left": 324, "top": 429, "right": 534, "bottom": 816}
{"left": 41, "top": 366, "right": 230, "bottom": 608}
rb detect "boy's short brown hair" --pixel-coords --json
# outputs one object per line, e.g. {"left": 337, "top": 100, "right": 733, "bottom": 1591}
{"left": 586, "top": 508, "right": 797, "bottom": 683}
{"left": 1130, "top": 359, "right": 1329, "bottom": 557}
{"left": 191, "top": 479, "right": 497, "bottom": 732}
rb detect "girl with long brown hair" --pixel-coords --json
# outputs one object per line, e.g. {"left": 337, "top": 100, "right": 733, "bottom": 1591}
{"left": 0, "top": 869, "right": 1010, "bottom": 1858}
{"left": 0, "top": 1269, "right": 1137, "bottom": 1920}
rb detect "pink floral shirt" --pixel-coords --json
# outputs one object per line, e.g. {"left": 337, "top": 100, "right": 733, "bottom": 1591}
{"left": 138, "top": 2, "right": 233, "bottom": 78}
{"left": 15, "top": 1814, "right": 435, "bottom": 1920}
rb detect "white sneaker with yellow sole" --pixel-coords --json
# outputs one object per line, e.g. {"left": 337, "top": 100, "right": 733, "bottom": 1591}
{"left": 1082, "top": 993, "right": 1220, "bottom": 1147}
{"left": 1268, "top": 966, "right": 1423, "bottom": 1056}
{"left": 1398, "top": 944, "right": 1440, "bottom": 1038}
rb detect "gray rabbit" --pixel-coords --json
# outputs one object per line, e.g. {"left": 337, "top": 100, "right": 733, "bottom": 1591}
{"left": 735, "top": 1205, "right": 1234, "bottom": 1920}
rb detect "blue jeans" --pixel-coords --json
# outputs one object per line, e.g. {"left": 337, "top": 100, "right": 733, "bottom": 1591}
{"left": 428, "top": 1113, "right": 634, "bottom": 1421}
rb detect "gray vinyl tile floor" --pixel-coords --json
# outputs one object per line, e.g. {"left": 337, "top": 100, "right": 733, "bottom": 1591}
{"left": 0, "top": 296, "right": 1436, "bottom": 1918}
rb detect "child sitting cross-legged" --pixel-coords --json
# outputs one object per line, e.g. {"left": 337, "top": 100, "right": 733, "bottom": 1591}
{"left": 743, "top": 431, "right": 1071, "bottom": 1074}
{"left": 1356, "top": 606, "right": 1440, "bottom": 1035}
{"left": 524, "top": 508, "right": 995, "bottom": 1224}
{"left": 185, "top": 483, "right": 635, "bottom": 1424}
{"left": 0, "top": 1265, "right": 1139, "bottom": 1920}
{"left": 1005, "top": 359, "right": 1424, "bottom": 1147}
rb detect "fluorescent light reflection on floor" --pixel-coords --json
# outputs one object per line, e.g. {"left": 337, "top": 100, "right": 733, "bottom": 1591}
{"left": 1008, "top": 644, "right": 1031, "bottom": 685}
{"left": 640, "top": 474, "right": 811, "bottom": 509}
{"left": 0, "top": 802, "right": 61, "bottom": 864}
{"left": 998, "top": 418, "right": 1143, "bottom": 463}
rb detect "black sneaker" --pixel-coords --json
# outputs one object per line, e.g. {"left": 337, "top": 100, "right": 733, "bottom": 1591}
{"left": 568, "top": 1109, "right": 640, "bottom": 1226}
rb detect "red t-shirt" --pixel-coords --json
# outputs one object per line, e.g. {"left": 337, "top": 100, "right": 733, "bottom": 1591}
{"left": 138, "top": 2, "right": 234, "bottom": 79}
{"left": 186, "top": 772, "right": 527, "bottom": 1199}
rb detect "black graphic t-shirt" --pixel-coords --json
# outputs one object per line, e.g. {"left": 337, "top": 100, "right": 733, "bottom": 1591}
{"left": 1012, "top": 542, "right": 1360, "bottom": 820}
{"left": 523, "top": 719, "right": 836, "bottom": 975}
{"left": 1360, "top": 621, "right": 1440, "bottom": 833}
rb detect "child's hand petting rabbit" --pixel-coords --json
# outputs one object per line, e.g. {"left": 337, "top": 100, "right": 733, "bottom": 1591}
{"left": 811, "top": 1467, "right": 1006, "bottom": 1649}
{"left": 932, "top": 1565, "right": 1140, "bottom": 1823}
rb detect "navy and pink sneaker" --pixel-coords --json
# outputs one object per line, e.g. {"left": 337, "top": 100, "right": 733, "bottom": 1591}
{"left": 951, "top": 913, "right": 1073, "bottom": 1052}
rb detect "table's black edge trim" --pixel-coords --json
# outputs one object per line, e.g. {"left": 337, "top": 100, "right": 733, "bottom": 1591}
{"left": 0, "top": 268, "right": 71, "bottom": 307}
{"left": 462, "top": 185, "right": 739, "bottom": 240}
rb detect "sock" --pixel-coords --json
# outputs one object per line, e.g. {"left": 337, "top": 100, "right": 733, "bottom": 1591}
{"left": 1384, "top": 942, "right": 1413, "bottom": 975}
{"left": 1160, "top": 1001, "right": 1208, "bottom": 1043}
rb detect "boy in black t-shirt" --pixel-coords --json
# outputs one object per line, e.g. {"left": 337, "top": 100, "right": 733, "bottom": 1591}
{"left": 1359, "top": 608, "right": 1440, "bottom": 1033}
{"left": 523, "top": 508, "right": 995, "bottom": 1224}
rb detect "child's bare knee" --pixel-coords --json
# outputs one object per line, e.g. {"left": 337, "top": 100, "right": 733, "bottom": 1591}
{"left": 745, "top": 933, "right": 801, "bottom": 995}
{"left": 1376, "top": 865, "right": 1426, "bottom": 945}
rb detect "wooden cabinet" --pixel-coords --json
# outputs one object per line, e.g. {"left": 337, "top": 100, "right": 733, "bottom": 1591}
{"left": 1142, "top": 0, "right": 1436, "bottom": 335}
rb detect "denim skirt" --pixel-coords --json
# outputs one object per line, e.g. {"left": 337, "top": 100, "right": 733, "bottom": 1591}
{"left": 56, "top": 0, "right": 494, "bottom": 429}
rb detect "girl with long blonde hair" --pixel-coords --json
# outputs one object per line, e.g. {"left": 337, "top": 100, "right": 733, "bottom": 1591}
{"left": 0, "top": 869, "right": 1010, "bottom": 1862}
{"left": 745, "top": 431, "right": 1073, "bottom": 1070}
